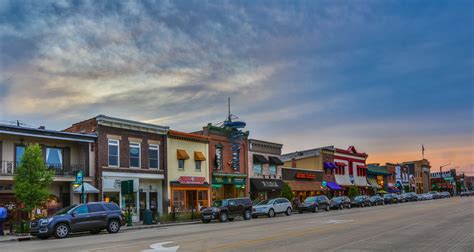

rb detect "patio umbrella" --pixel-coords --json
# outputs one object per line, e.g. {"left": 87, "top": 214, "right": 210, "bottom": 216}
{"left": 73, "top": 182, "right": 100, "bottom": 194}
{"left": 377, "top": 190, "right": 388, "bottom": 194}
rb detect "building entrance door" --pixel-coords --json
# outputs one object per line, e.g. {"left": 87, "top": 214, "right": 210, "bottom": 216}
{"left": 186, "top": 190, "right": 197, "bottom": 211}
{"left": 139, "top": 192, "right": 146, "bottom": 221}
{"left": 224, "top": 184, "right": 234, "bottom": 199}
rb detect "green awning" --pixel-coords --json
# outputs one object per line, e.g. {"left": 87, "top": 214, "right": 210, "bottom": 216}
{"left": 367, "top": 164, "right": 392, "bottom": 175}
{"left": 212, "top": 184, "right": 223, "bottom": 188}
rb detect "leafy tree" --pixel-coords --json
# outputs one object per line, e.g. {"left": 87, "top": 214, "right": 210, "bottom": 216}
{"left": 14, "top": 144, "right": 54, "bottom": 219}
{"left": 281, "top": 182, "right": 294, "bottom": 201}
{"left": 347, "top": 185, "right": 359, "bottom": 199}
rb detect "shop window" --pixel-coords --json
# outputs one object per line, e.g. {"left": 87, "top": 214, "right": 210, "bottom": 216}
{"left": 46, "top": 147, "right": 63, "bottom": 169}
{"left": 173, "top": 191, "right": 185, "bottom": 210}
{"left": 108, "top": 139, "right": 119, "bottom": 167}
{"left": 269, "top": 165, "right": 277, "bottom": 176}
{"left": 195, "top": 161, "right": 201, "bottom": 171}
{"left": 178, "top": 159, "right": 185, "bottom": 169}
{"left": 149, "top": 144, "right": 159, "bottom": 169}
{"left": 129, "top": 142, "right": 141, "bottom": 168}
{"left": 253, "top": 163, "right": 262, "bottom": 175}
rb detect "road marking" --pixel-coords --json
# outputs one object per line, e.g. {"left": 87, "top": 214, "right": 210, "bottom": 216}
{"left": 142, "top": 241, "right": 180, "bottom": 252}
{"left": 309, "top": 219, "right": 354, "bottom": 224}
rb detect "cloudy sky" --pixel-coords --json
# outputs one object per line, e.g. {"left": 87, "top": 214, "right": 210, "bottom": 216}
{"left": 0, "top": 0, "right": 472, "bottom": 173}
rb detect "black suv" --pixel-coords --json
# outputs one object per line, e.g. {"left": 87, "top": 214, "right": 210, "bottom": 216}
{"left": 30, "top": 202, "right": 124, "bottom": 239}
{"left": 298, "top": 195, "right": 331, "bottom": 213}
{"left": 201, "top": 198, "right": 252, "bottom": 223}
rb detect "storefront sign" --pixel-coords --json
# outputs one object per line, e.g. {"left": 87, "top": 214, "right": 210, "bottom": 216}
{"left": 295, "top": 172, "right": 316, "bottom": 179}
{"left": 212, "top": 176, "right": 246, "bottom": 185}
{"left": 178, "top": 176, "right": 206, "bottom": 185}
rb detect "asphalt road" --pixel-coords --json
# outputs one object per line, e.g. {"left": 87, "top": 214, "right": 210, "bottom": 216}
{"left": 1, "top": 197, "right": 473, "bottom": 252}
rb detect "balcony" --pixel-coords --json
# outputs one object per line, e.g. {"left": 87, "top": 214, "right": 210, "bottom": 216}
{"left": 0, "top": 161, "right": 89, "bottom": 177}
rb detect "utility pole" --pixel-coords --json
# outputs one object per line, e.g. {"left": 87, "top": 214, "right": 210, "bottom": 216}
{"left": 439, "top": 163, "right": 450, "bottom": 192}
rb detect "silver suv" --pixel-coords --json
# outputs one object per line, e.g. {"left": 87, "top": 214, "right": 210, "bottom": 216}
{"left": 252, "top": 198, "right": 292, "bottom": 218}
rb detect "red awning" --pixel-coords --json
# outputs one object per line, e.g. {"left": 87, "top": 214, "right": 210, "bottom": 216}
{"left": 357, "top": 165, "right": 368, "bottom": 169}
{"left": 335, "top": 162, "right": 346, "bottom": 167}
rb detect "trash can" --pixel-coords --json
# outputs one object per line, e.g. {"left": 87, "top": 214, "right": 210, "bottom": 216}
{"left": 143, "top": 209, "right": 153, "bottom": 225}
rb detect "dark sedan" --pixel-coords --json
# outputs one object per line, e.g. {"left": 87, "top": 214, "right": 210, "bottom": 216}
{"left": 402, "top": 192, "right": 417, "bottom": 202}
{"left": 330, "top": 196, "right": 352, "bottom": 210}
{"left": 298, "top": 195, "right": 331, "bottom": 213}
{"left": 351, "top": 195, "right": 371, "bottom": 207}
{"left": 383, "top": 193, "right": 398, "bottom": 204}
{"left": 369, "top": 195, "right": 384, "bottom": 206}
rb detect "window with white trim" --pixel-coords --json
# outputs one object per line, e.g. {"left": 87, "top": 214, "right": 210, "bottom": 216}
{"left": 149, "top": 144, "right": 159, "bottom": 169}
{"left": 108, "top": 139, "right": 119, "bottom": 167}
{"left": 129, "top": 142, "right": 141, "bottom": 168}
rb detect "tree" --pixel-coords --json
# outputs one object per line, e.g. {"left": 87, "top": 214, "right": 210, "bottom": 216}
{"left": 281, "top": 182, "right": 294, "bottom": 201}
{"left": 347, "top": 185, "right": 359, "bottom": 199}
{"left": 14, "top": 144, "right": 54, "bottom": 219}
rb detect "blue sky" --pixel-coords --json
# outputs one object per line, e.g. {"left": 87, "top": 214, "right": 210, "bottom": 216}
{"left": 0, "top": 0, "right": 472, "bottom": 172}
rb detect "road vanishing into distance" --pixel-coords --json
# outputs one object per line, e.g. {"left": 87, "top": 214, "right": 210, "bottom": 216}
{"left": 1, "top": 197, "right": 473, "bottom": 252}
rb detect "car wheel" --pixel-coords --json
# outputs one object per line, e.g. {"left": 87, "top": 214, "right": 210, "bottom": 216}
{"left": 107, "top": 219, "right": 121, "bottom": 233}
{"left": 243, "top": 210, "right": 252, "bottom": 220}
{"left": 37, "top": 235, "right": 49, "bottom": 240}
{"left": 286, "top": 207, "right": 292, "bottom": 216}
{"left": 202, "top": 219, "right": 211, "bottom": 223}
{"left": 313, "top": 206, "right": 319, "bottom": 213}
{"left": 348, "top": 204, "right": 352, "bottom": 209}
{"left": 325, "top": 205, "right": 330, "bottom": 211}
{"left": 268, "top": 209, "right": 275, "bottom": 218}
{"left": 219, "top": 212, "right": 228, "bottom": 223}
{"left": 90, "top": 229, "right": 102, "bottom": 235}
{"left": 54, "top": 223, "right": 70, "bottom": 239}
{"left": 339, "top": 205, "right": 343, "bottom": 210}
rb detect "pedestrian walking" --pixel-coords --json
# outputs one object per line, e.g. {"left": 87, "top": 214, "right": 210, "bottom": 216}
{"left": 0, "top": 203, "right": 7, "bottom": 236}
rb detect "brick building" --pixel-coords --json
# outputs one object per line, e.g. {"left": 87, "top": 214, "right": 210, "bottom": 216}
{"left": 65, "top": 115, "right": 169, "bottom": 221}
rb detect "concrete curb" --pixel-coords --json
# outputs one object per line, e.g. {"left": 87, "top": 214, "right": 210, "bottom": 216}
{"left": 0, "top": 235, "right": 33, "bottom": 243}
{"left": 123, "top": 220, "right": 202, "bottom": 231}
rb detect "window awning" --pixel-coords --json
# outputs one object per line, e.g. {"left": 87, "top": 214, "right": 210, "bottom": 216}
{"left": 335, "top": 175, "right": 353, "bottom": 186}
{"left": 326, "top": 181, "right": 343, "bottom": 190}
{"left": 268, "top": 156, "right": 284, "bottom": 165}
{"left": 335, "top": 162, "right": 346, "bottom": 167}
{"left": 367, "top": 178, "right": 381, "bottom": 189}
{"left": 250, "top": 178, "right": 284, "bottom": 191}
{"left": 253, "top": 154, "right": 269, "bottom": 164}
{"left": 354, "top": 176, "right": 370, "bottom": 187}
{"left": 194, "top": 151, "right": 206, "bottom": 161}
{"left": 73, "top": 182, "right": 99, "bottom": 194}
{"left": 177, "top": 149, "right": 190, "bottom": 160}
{"left": 324, "top": 162, "right": 338, "bottom": 169}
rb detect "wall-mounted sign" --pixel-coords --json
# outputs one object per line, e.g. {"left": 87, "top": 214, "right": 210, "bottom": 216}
{"left": 295, "top": 172, "right": 316, "bottom": 179}
{"left": 212, "top": 176, "right": 246, "bottom": 185}
{"left": 178, "top": 176, "right": 206, "bottom": 185}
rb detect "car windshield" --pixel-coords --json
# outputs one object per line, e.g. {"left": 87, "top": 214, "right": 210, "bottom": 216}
{"left": 54, "top": 204, "right": 77, "bottom": 215}
{"left": 304, "top": 197, "right": 316, "bottom": 203}
{"left": 257, "top": 199, "right": 273, "bottom": 205}
{"left": 383, "top": 194, "right": 391, "bottom": 198}
{"left": 355, "top": 196, "right": 364, "bottom": 200}
{"left": 332, "top": 197, "right": 341, "bottom": 201}
{"left": 213, "top": 200, "right": 228, "bottom": 207}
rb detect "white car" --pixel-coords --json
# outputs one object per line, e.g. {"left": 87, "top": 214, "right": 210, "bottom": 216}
{"left": 252, "top": 198, "right": 292, "bottom": 218}
{"left": 422, "top": 193, "right": 433, "bottom": 200}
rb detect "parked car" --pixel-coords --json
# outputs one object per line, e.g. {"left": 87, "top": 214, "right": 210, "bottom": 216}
{"left": 415, "top": 194, "right": 425, "bottom": 201}
{"left": 369, "top": 195, "right": 384, "bottom": 206}
{"left": 351, "top": 195, "right": 371, "bottom": 207}
{"left": 402, "top": 192, "right": 417, "bottom": 202}
{"left": 330, "top": 196, "right": 352, "bottom": 210}
{"left": 395, "top": 194, "right": 405, "bottom": 203}
{"left": 383, "top": 193, "right": 398, "bottom": 204}
{"left": 423, "top": 193, "right": 433, "bottom": 200}
{"left": 429, "top": 191, "right": 441, "bottom": 199}
{"left": 439, "top": 191, "right": 451, "bottom": 198}
{"left": 30, "top": 202, "right": 124, "bottom": 239}
{"left": 252, "top": 198, "right": 292, "bottom": 218}
{"left": 201, "top": 198, "right": 253, "bottom": 223}
{"left": 460, "top": 191, "right": 474, "bottom": 197}
{"left": 298, "top": 195, "right": 331, "bottom": 213}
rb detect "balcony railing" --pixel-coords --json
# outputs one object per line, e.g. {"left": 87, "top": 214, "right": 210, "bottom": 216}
{"left": 0, "top": 161, "right": 89, "bottom": 177}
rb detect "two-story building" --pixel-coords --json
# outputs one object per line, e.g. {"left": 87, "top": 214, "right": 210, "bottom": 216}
{"left": 167, "top": 130, "right": 210, "bottom": 212}
{"left": 334, "top": 146, "right": 369, "bottom": 195}
{"left": 194, "top": 123, "right": 249, "bottom": 201}
{"left": 0, "top": 123, "right": 96, "bottom": 215}
{"left": 65, "top": 115, "right": 168, "bottom": 222}
{"left": 248, "top": 139, "right": 284, "bottom": 201}
{"left": 401, "top": 159, "right": 431, "bottom": 194}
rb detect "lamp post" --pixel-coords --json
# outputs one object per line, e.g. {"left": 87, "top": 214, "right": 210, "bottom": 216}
{"left": 439, "top": 163, "right": 450, "bottom": 192}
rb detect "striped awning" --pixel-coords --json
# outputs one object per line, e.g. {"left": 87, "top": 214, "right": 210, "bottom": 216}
{"left": 367, "top": 177, "right": 381, "bottom": 189}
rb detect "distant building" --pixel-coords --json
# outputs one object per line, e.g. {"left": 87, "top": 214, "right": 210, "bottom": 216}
{"left": 334, "top": 146, "right": 369, "bottom": 195}
{"left": 401, "top": 159, "right": 431, "bottom": 194}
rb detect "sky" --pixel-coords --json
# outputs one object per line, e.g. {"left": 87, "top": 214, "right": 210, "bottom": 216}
{"left": 0, "top": 0, "right": 473, "bottom": 173}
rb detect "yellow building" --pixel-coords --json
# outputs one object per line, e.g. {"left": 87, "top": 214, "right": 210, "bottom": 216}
{"left": 167, "top": 130, "right": 210, "bottom": 212}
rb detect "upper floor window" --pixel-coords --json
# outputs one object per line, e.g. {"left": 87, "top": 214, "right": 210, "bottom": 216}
{"left": 253, "top": 163, "right": 262, "bottom": 175}
{"left": 269, "top": 164, "right": 277, "bottom": 176}
{"left": 178, "top": 159, "right": 185, "bottom": 169}
{"left": 15, "top": 146, "right": 25, "bottom": 166}
{"left": 46, "top": 147, "right": 63, "bottom": 169}
{"left": 195, "top": 161, "right": 201, "bottom": 171}
{"left": 149, "top": 144, "right": 159, "bottom": 169}
{"left": 129, "top": 142, "right": 141, "bottom": 168}
{"left": 214, "top": 145, "right": 223, "bottom": 171}
{"left": 108, "top": 139, "right": 119, "bottom": 167}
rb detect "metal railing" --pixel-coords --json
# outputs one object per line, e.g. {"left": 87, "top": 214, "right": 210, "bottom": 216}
{"left": 0, "top": 161, "right": 89, "bottom": 177}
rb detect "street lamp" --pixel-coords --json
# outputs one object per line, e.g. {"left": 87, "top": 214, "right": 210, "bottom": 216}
{"left": 439, "top": 163, "right": 451, "bottom": 192}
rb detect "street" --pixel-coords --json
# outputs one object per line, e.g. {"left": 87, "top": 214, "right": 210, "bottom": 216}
{"left": 1, "top": 197, "right": 473, "bottom": 252}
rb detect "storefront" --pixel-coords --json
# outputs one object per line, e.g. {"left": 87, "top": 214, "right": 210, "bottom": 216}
{"left": 211, "top": 173, "right": 247, "bottom": 201}
{"left": 102, "top": 171, "right": 164, "bottom": 222}
{"left": 282, "top": 168, "right": 325, "bottom": 201}
{"left": 170, "top": 176, "right": 210, "bottom": 211}
{"left": 250, "top": 178, "right": 284, "bottom": 201}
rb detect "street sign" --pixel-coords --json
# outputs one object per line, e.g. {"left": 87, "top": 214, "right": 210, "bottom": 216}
{"left": 322, "top": 181, "right": 327, "bottom": 187}
{"left": 75, "top": 170, "right": 83, "bottom": 185}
